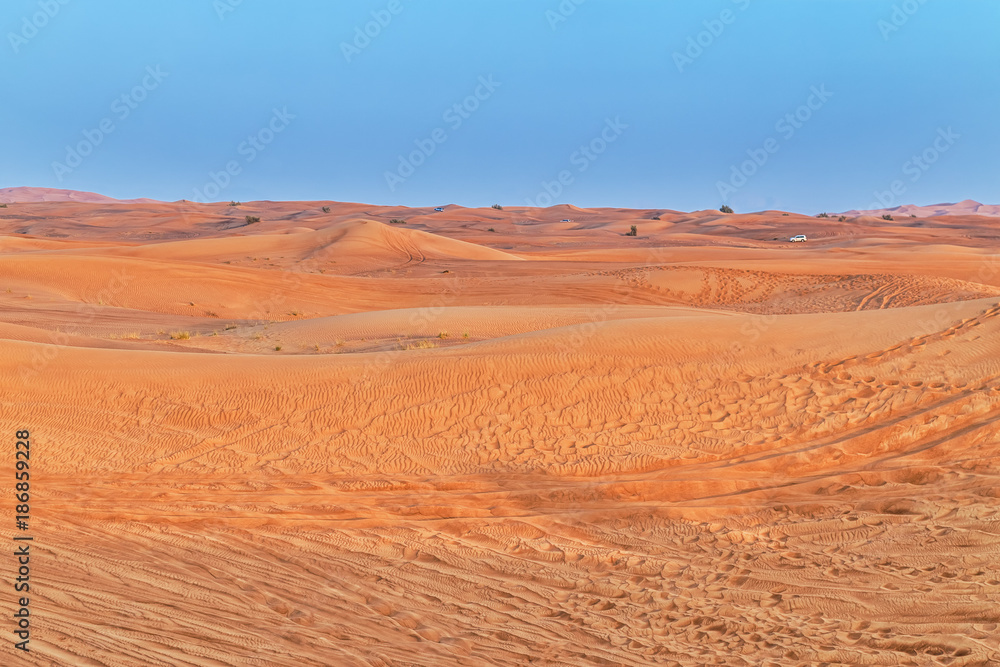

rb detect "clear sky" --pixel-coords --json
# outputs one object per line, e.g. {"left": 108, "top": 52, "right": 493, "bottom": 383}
{"left": 2, "top": 0, "right": 997, "bottom": 212}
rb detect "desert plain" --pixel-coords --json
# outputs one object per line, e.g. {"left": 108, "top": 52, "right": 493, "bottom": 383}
{"left": 2, "top": 188, "right": 1000, "bottom": 666}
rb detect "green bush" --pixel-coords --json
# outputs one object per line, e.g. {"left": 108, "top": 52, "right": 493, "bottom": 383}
{"left": 720, "top": 204, "right": 734, "bottom": 214}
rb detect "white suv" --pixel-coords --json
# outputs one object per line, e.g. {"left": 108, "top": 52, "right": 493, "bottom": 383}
{"left": 789, "top": 234, "right": 807, "bottom": 242}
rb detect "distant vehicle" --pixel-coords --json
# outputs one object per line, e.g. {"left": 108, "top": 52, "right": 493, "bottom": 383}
{"left": 789, "top": 234, "right": 807, "bottom": 242}
{"left": 561, "top": 219, "right": 572, "bottom": 222}
{"left": 433, "top": 207, "right": 444, "bottom": 212}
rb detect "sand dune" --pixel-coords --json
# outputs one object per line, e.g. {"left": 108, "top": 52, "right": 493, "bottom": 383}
{"left": 0, "top": 186, "right": 160, "bottom": 204}
{"left": 844, "top": 199, "right": 1000, "bottom": 218}
{"left": 3, "top": 195, "right": 1000, "bottom": 665}
{"left": 92, "top": 219, "right": 525, "bottom": 277}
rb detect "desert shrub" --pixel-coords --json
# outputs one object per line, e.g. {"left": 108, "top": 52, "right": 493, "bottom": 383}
{"left": 169, "top": 331, "right": 191, "bottom": 340}
{"left": 882, "top": 214, "right": 894, "bottom": 221}
{"left": 817, "top": 212, "right": 829, "bottom": 218}
{"left": 838, "top": 215, "right": 846, "bottom": 222}
{"left": 230, "top": 201, "right": 240, "bottom": 206}
{"left": 389, "top": 218, "right": 406, "bottom": 224}
{"left": 492, "top": 204, "right": 503, "bottom": 210}
{"left": 720, "top": 204, "right": 733, "bottom": 214}
{"left": 487, "top": 227, "right": 496, "bottom": 232}
{"left": 403, "top": 340, "right": 436, "bottom": 350}
{"left": 274, "top": 345, "right": 282, "bottom": 351}
{"left": 322, "top": 206, "right": 331, "bottom": 213}
{"left": 245, "top": 215, "right": 260, "bottom": 224}
{"left": 0, "top": 204, "right": 7, "bottom": 208}
{"left": 652, "top": 215, "right": 660, "bottom": 220}
{"left": 626, "top": 225, "right": 637, "bottom": 237}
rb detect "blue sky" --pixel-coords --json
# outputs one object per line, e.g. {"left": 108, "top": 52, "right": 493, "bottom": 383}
{"left": 1, "top": 0, "right": 997, "bottom": 212}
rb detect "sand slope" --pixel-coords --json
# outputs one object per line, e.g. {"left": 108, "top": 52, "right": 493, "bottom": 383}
{"left": 2, "top": 196, "right": 1000, "bottom": 666}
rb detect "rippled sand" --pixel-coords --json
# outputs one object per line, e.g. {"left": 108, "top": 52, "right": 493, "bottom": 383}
{"left": 2, "top": 196, "right": 999, "bottom": 665}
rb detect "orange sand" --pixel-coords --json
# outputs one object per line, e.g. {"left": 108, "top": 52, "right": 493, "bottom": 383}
{"left": 2, "top": 193, "right": 999, "bottom": 665}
